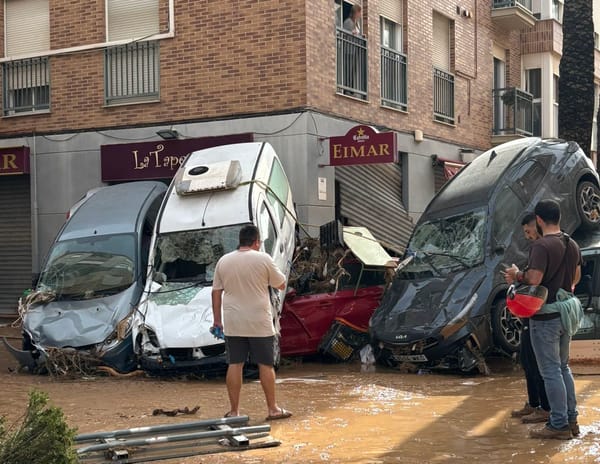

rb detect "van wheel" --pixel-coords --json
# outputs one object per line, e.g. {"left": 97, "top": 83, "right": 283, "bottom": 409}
{"left": 576, "top": 181, "right": 600, "bottom": 230}
{"left": 491, "top": 299, "right": 522, "bottom": 354}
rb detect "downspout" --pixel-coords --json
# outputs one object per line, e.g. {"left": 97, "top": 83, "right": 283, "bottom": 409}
{"left": 31, "top": 132, "right": 39, "bottom": 281}
{"left": 0, "top": 0, "right": 175, "bottom": 63}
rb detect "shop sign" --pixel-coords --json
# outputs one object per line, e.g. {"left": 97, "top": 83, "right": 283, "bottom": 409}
{"left": 101, "top": 133, "right": 254, "bottom": 182}
{"left": 329, "top": 125, "right": 397, "bottom": 167}
{"left": 0, "top": 146, "right": 30, "bottom": 176}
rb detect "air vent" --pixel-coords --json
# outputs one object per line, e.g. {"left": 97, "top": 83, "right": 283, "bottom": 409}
{"left": 175, "top": 160, "right": 242, "bottom": 195}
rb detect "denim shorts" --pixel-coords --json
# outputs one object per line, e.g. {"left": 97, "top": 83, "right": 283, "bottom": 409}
{"left": 225, "top": 336, "right": 275, "bottom": 365}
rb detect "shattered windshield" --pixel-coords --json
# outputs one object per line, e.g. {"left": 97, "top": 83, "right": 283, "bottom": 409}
{"left": 37, "top": 234, "right": 135, "bottom": 300}
{"left": 152, "top": 225, "right": 244, "bottom": 284}
{"left": 402, "top": 209, "right": 486, "bottom": 276}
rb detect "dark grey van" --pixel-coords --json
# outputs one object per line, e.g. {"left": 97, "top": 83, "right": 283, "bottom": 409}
{"left": 370, "top": 138, "right": 600, "bottom": 373}
{"left": 3, "top": 181, "right": 167, "bottom": 373}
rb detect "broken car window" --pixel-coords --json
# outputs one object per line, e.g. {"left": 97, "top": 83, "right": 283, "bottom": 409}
{"left": 153, "top": 225, "right": 245, "bottom": 284}
{"left": 403, "top": 208, "right": 486, "bottom": 275}
{"left": 37, "top": 234, "right": 136, "bottom": 300}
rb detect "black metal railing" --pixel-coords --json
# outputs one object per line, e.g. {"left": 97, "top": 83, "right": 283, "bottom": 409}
{"left": 2, "top": 57, "right": 50, "bottom": 115}
{"left": 336, "top": 28, "right": 367, "bottom": 99}
{"left": 492, "top": 87, "right": 533, "bottom": 136}
{"left": 492, "top": 0, "right": 532, "bottom": 11}
{"left": 105, "top": 40, "right": 159, "bottom": 105}
{"left": 433, "top": 67, "right": 454, "bottom": 124}
{"left": 381, "top": 46, "right": 407, "bottom": 111}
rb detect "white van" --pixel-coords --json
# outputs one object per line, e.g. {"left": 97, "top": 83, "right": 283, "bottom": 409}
{"left": 132, "top": 142, "right": 296, "bottom": 374}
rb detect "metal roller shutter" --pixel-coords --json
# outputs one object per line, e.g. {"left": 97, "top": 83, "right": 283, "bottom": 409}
{"left": 432, "top": 12, "right": 450, "bottom": 71}
{"left": 0, "top": 176, "right": 31, "bottom": 316}
{"left": 380, "top": 0, "right": 402, "bottom": 23}
{"left": 336, "top": 162, "right": 413, "bottom": 255}
{"left": 5, "top": 0, "right": 50, "bottom": 56}
{"left": 107, "top": 0, "right": 159, "bottom": 41}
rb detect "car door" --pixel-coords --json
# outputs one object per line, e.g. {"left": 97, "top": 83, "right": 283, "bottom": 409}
{"left": 571, "top": 249, "right": 600, "bottom": 361}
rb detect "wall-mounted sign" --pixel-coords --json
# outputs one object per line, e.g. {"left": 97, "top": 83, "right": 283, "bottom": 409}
{"left": 0, "top": 146, "right": 30, "bottom": 176}
{"left": 329, "top": 125, "right": 397, "bottom": 167}
{"left": 101, "top": 133, "right": 254, "bottom": 182}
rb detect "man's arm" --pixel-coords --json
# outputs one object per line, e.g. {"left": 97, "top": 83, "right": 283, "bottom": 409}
{"left": 573, "top": 265, "right": 581, "bottom": 287}
{"left": 211, "top": 289, "right": 223, "bottom": 328}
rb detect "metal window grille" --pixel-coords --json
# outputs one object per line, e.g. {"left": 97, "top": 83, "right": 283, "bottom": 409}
{"left": 492, "top": 87, "right": 533, "bottom": 136}
{"left": 492, "top": 0, "right": 532, "bottom": 10}
{"left": 105, "top": 40, "right": 159, "bottom": 105}
{"left": 2, "top": 57, "right": 50, "bottom": 115}
{"left": 380, "top": 46, "right": 407, "bottom": 111}
{"left": 433, "top": 67, "right": 454, "bottom": 124}
{"left": 336, "top": 28, "right": 368, "bottom": 99}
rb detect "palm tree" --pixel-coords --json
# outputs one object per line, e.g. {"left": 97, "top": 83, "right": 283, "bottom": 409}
{"left": 558, "top": 0, "right": 595, "bottom": 155}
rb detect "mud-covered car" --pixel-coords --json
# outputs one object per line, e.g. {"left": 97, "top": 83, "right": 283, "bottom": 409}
{"left": 370, "top": 137, "right": 600, "bottom": 373}
{"left": 2, "top": 181, "right": 167, "bottom": 374}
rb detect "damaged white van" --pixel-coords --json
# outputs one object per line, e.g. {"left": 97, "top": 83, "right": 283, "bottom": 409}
{"left": 132, "top": 142, "right": 296, "bottom": 374}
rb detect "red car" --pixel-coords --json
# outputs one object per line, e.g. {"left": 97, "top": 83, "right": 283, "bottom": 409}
{"left": 279, "top": 226, "right": 397, "bottom": 358}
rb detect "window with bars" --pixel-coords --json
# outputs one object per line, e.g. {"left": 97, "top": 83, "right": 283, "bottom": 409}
{"left": 3, "top": 58, "right": 50, "bottom": 115}
{"left": 104, "top": 41, "right": 160, "bottom": 105}
{"left": 380, "top": 9, "right": 407, "bottom": 111}
{"left": 104, "top": 0, "right": 160, "bottom": 105}
{"left": 432, "top": 13, "right": 454, "bottom": 124}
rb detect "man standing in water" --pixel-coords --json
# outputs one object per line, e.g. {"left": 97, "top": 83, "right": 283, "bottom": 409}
{"left": 510, "top": 213, "right": 550, "bottom": 424}
{"left": 504, "top": 200, "right": 582, "bottom": 439}
{"left": 211, "top": 224, "right": 292, "bottom": 421}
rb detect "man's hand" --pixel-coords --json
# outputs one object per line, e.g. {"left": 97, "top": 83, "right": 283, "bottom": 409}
{"left": 502, "top": 264, "right": 519, "bottom": 284}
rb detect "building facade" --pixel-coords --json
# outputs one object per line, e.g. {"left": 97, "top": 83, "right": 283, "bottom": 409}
{"left": 0, "top": 0, "right": 598, "bottom": 315}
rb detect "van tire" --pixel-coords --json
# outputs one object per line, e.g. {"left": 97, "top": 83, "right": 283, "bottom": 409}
{"left": 491, "top": 299, "right": 522, "bottom": 354}
{"left": 576, "top": 180, "right": 600, "bottom": 230}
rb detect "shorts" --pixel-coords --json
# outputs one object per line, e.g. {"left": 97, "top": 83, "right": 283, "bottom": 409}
{"left": 225, "top": 336, "right": 275, "bottom": 366}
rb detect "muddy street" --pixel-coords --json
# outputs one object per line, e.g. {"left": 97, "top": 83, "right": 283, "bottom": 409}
{"left": 2, "top": 326, "right": 600, "bottom": 464}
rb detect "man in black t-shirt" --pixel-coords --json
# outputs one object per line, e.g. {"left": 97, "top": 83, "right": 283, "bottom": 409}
{"left": 504, "top": 199, "right": 581, "bottom": 440}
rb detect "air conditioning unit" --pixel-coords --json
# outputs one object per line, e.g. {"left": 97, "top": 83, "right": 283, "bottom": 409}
{"left": 175, "top": 160, "right": 242, "bottom": 195}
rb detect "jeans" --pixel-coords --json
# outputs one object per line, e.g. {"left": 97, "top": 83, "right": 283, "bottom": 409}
{"left": 530, "top": 317, "right": 578, "bottom": 429}
{"left": 520, "top": 320, "right": 550, "bottom": 411}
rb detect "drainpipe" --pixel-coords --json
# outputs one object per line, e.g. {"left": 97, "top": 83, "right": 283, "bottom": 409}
{"left": 31, "top": 132, "right": 39, "bottom": 282}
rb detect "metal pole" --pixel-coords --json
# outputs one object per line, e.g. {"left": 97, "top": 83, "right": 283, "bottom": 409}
{"left": 77, "top": 425, "right": 271, "bottom": 454}
{"left": 75, "top": 415, "right": 250, "bottom": 442}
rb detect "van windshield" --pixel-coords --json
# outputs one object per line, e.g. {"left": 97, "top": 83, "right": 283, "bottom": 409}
{"left": 153, "top": 225, "right": 245, "bottom": 284}
{"left": 37, "top": 234, "right": 136, "bottom": 299}
{"left": 402, "top": 209, "right": 486, "bottom": 276}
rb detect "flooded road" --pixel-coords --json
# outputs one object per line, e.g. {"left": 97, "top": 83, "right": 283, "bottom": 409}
{"left": 2, "top": 328, "right": 600, "bottom": 463}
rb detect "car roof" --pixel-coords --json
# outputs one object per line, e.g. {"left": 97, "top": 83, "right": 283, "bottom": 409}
{"left": 158, "top": 142, "right": 268, "bottom": 233}
{"left": 60, "top": 181, "right": 167, "bottom": 240}
{"left": 423, "top": 137, "right": 565, "bottom": 218}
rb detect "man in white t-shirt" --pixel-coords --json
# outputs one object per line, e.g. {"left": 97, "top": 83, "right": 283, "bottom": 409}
{"left": 211, "top": 224, "right": 292, "bottom": 421}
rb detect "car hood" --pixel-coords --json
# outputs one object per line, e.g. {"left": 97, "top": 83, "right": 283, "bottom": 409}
{"left": 135, "top": 284, "right": 218, "bottom": 348}
{"left": 370, "top": 267, "right": 486, "bottom": 342}
{"left": 23, "top": 286, "right": 136, "bottom": 348}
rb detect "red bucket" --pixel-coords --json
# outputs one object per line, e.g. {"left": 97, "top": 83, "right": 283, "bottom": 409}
{"left": 506, "top": 284, "right": 548, "bottom": 318}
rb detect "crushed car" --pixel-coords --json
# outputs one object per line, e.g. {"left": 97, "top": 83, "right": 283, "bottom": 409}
{"left": 132, "top": 142, "right": 296, "bottom": 375}
{"left": 2, "top": 181, "right": 167, "bottom": 374}
{"left": 280, "top": 223, "right": 398, "bottom": 360}
{"left": 369, "top": 137, "right": 600, "bottom": 373}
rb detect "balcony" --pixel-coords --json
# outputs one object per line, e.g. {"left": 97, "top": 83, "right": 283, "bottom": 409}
{"left": 433, "top": 67, "right": 454, "bottom": 125}
{"left": 380, "top": 46, "right": 407, "bottom": 111}
{"left": 336, "top": 28, "right": 368, "bottom": 100}
{"left": 492, "top": 87, "right": 533, "bottom": 146}
{"left": 491, "top": 0, "right": 536, "bottom": 30}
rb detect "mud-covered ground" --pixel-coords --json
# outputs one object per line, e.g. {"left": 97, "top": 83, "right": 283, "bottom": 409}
{"left": 2, "top": 324, "right": 600, "bottom": 464}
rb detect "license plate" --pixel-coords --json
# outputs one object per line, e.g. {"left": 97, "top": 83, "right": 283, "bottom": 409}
{"left": 393, "top": 354, "right": 428, "bottom": 362}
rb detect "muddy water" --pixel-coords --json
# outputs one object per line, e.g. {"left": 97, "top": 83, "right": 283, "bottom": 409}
{"left": 2, "top": 331, "right": 600, "bottom": 463}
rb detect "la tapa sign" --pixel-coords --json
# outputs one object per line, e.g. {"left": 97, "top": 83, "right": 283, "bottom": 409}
{"left": 329, "top": 125, "right": 397, "bottom": 167}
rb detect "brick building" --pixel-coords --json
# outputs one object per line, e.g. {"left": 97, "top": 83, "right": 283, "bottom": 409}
{"left": 0, "top": 0, "right": 598, "bottom": 315}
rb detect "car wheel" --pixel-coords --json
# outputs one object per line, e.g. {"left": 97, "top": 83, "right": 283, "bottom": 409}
{"left": 491, "top": 299, "right": 522, "bottom": 354}
{"left": 576, "top": 180, "right": 600, "bottom": 230}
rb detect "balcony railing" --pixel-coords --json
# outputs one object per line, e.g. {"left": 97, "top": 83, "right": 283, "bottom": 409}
{"left": 336, "top": 28, "right": 367, "bottom": 99}
{"left": 433, "top": 67, "right": 454, "bottom": 124}
{"left": 2, "top": 57, "right": 50, "bottom": 115}
{"left": 105, "top": 40, "right": 160, "bottom": 105}
{"left": 493, "top": 0, "right": 532, "bottom": 10}
{"left": 492, "top": 87, "right": 533, "bottom": 136}
{"left": 381, "top": 46, "right": 407, "bottom": 111}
